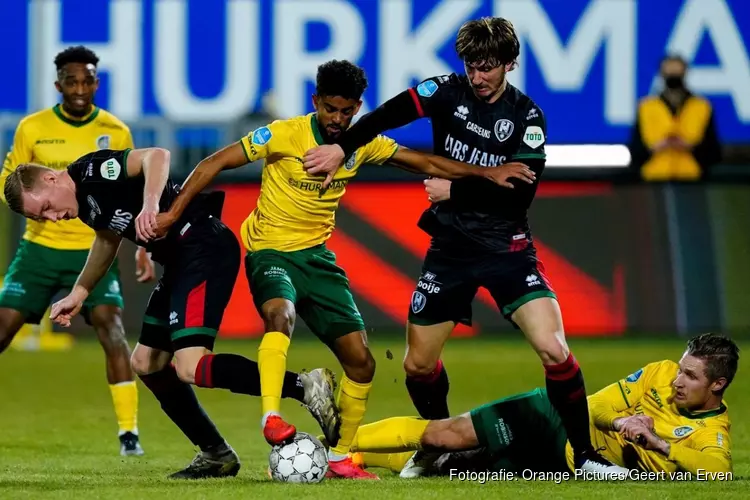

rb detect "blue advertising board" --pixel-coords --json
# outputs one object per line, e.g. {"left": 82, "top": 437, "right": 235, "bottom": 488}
{"left": 0, "top": 0, "right": 748, "bottom": 147}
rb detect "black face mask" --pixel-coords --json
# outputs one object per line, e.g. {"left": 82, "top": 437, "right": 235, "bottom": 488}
{"left": 664, "top": 75, "right": 685, "bottom": 89}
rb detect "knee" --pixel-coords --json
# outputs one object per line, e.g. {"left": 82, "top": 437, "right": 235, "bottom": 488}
{"left": 130, "top": 346, "right": 154, "bottom": 376}
{"left": 262, "top": 301, "right": 295, "bottom": 334}
{"left": 173, "top": 359, "right": 197, "bottom": 385}
{"left": 403, "top": 352, "right": 439, "bottom": 378}
{"left": 92, "top": 308, "right": 127, "bottom": 348}
{"left": 343, "top": 349, "right": 376, "bottom": 384}
{"left": 535, "top": 333, "right": 570, "bottom": 365}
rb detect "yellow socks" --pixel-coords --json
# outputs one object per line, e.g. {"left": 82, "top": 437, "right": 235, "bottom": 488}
{"left": 109, "top": 381, "right": 138, "bottom": 435}
{"left": 258, "top": 331, "right": 290, "bottom": 421}
{"left": 330, "top": 375, "right": 372, "bottom": 459}
{"left": 350, "top": 416, "right": 429, "bottom": 453}
{"left": 360, "top": 451, "right": 416, "bottom": 473}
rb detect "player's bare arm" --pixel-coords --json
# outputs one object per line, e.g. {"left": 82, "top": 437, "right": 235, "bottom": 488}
{"left": 124, "top": 148, "right": 171, "bottom": 242}
{"left": 50, "top": 229, "right": 122, "bottom": 326}
{"left": 389, "top": 148, "right": 535, "bottom": 188}
{"left": 152, "top": 142, "right": 247, "bottom": 238}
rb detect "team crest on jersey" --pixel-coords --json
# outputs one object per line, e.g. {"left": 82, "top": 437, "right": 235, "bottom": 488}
{"left": 417, "top": 80, "right": 438, "bottom": 98}
{"left": 411, "top": 291, "right": 427, "bottom": 314}
{"left": 96, "top": 135, "right": 111, "bottom": 150}
{"left": 252, "top": 127, "right": 273, "bottom": 146}
{"left": 626, "top": 368, "right": 643, "bottom": 383}
{"left": 494, "top": 119, "right": 514, "bottom": 142}
{"left": 673, "top": 426, "right": 694, "bottom": 438}
{"left": 344, "top": 152, "right": 357, "bottom": 171}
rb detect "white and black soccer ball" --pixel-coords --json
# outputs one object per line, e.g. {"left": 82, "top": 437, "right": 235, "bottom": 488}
{"left": 268, "top": 432, "right": 328, "bottom": 483}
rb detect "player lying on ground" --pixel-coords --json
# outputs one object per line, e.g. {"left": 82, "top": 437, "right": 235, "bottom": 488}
{"left": 148, "top": 60, "right": 535, "bottom": 480}
{"left": 0, "top": 45, "right": 150, "bottom": 456}
{"left": 3, "top": 147, "right": 340, "bottom": 479}
{"left": 345, "top": 333, "right": 736, "bottom": 479}
{"left": 303, "top": 17, "right": 626, "bottom": 477}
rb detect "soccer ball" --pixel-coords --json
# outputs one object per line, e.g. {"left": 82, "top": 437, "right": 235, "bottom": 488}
{"left": 268, "top": 432, "right": 328, "bottom": 483}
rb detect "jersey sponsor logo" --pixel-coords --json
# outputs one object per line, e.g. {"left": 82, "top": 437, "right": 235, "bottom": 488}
{"left": 344, "top": 152, "right": 357, "bottom": 171}
{"left": 87, "top": 195, "right": 101, "bottom": 224}
{"left": 35, "top": 138, "right": 65, "bottom": 145}
{"left": 100, "top": 158, "right": 122, "bottom": 180}
{"left": 0, "top": 280, "right": 25, "bottom": 297}
{"left": 526, "top": 108, "right": 540, "bottom": 121}
{"left": 526, "top": 274, "right": 541, "bottom": 286}
{"left": 673, "top": 426, "right": 694, "bottom": 438}
{"left": 416, "top": 80, "right": 438, "bottom": 98}
{"left": 289, "top": 177, "right": 349, "bottom": 192}
{"left": 523, "top": 126, "right": 546, "bottom": 149}
{"left": 169, "top": 311, "right": 178, "bottom": 325}
{"left": 423, "top": 271, "right": 436, "bottom": 282}
{"left": 494, "top": 119, "right": 514, "bottom": 142}
{"left": 454, "top": 105, "right": 469, "bottom": 120}
{"left": 444, "top": 135, "right": 506, "bottom": 167}
{"left": 626, "top": 368, "right": 643, "bottom": 382}
{"left": 717, "top": 432, "right": 725, "bottom": 447}
{"left": 650, "top": 388, "right": 664, "bottom": 408}
{"left": 252, "top": 126, "right": 273, "bottom": 145}
{"left": 96, "top": 135, "right": 111, "bottom": 150}
{"left": 411, "top": 291, "right": 427, "bottom": 314}
{"left": 108, "top": 209, "right": 133, "bottom": 234}
{"left": 466, "top": 121, "right": 491, "bottom": 139}
{"left": 416, "top": 280, "right": 441, "bottom": 294}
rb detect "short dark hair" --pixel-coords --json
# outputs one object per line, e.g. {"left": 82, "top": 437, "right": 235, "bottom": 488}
{"left": 661, "top": 54, "right": 687, "bottom": 68}
{"left": 3, "top": 164, "right": 49, "bottom": 215}
{"left": 54, "top": 45, "right": 99, "bottom": 71}
{"left": 315, "top": 60, "right": 368, "bottom": 100}
{"left": 456, "top": 17, "right": 520, "bottom": 69}
{"left": 686, "top": 333, "right": 740, "bottom": 392}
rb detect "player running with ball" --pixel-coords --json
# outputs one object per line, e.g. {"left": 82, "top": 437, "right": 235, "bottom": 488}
{"left": 3, "top": 148, "right": 341, "bottom": 480}
{"left": 304, "top": 17, "right": 628, "bottom": 478}
{"left": 153, "top": 59, "right": 535, "bottom": 479}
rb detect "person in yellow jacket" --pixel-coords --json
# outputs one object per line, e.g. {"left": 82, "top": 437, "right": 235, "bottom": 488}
{"left": 0, "top": 46, "right": 152, "bottom": 456}
{"left": 345, "top": 333, "right": 736, "bottom": 481}
{"left": 629, "top": 55, "right": 722, "bottom": 181}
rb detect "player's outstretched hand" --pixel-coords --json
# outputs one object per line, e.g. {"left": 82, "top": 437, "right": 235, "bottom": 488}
{"left": 135, "top": 201, "right": 159, "bottom": 242}
{"left": 135, "top": 246, "right": 156, "bottom": 283}
{"left": 425, "top": 178, "right": 452, "bottom": 203}
{"left": 303, "top": 144, "right": 345, "bottom": 188}
{"left": 50, "top": 294, "right": 84, "bottom": 328}
{"left": 152, "top": 212, "right": 177, "bottom": 241}
{"left": 485, "top": 162, "right": 536, "bottom": 188}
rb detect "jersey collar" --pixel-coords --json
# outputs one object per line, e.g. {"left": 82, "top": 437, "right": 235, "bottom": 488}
{"left": 53, "top": 104, "right": 100, "bottom": 127}
{"left": 310, "top": 114, "right": 325, "bottom": 146}
{"left": 678, "top": 403, "right": 727, "bottom": 420}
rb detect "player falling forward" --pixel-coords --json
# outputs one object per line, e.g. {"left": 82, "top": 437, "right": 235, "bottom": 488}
{"left": 0, "top": 46, "right": 150, "bottom": 456}
{"left": 347, "top": 333, "right": 736, "bottom": 480}
{"left": 3, "top": 148, "right": 340, "bottom": 479}
{"left": 303, "top": 18, "right": 627, "bottom": 477}
{"left": 151, "top": 59, "right": 535, "bottom": 480}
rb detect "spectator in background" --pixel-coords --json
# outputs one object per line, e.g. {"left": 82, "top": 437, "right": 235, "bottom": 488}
{"left": 628, "top": 55, "right": 722, "bottom": 181}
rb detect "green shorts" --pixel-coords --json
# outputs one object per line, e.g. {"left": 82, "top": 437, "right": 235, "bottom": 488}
{"left": 469, "top": 388, "right": 569, "bottom": 473}
{"left": 245, "top": 245, "right": 365, "bottom": 345}
{"left": 0, "top": 240, "right": 124, "bottom": 325}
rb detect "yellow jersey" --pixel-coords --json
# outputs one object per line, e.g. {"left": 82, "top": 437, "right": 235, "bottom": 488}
{"left": 239, "top": 113, "right": 398, "bottom": 252}
{"left": 1, "top": 105, "right": 134, "bottom": 250}
{"left": 565, "top": 360, "right": 732, "bottom": 476}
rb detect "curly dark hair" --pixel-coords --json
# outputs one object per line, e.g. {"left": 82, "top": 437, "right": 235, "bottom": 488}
{"left": 54, "top": 45, "right": 99, "bottom": 71}
{"left": 316, "top": 60, "right": 368, "bottom": 100}
{"left": 455, "top": 17, "right": 520, "bottom": 69}
{"left": 686, "top": 333, "right": 740, "bottom": 393}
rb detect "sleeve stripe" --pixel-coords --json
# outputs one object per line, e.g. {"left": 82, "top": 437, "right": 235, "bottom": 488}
{"left": 617, "top": 382, "right": 631, "bottom": 408}
{"left": 240, "top": 137, "right": 252, "bottom": 162}
{"left": 512, "top": 153, "right": 546, "bottom": 160}
{"left": 408, "top": 88, "right": 425, "bottom": 118}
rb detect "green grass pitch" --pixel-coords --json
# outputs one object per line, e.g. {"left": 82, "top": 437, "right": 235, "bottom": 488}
{"left": 0, "top": 335, "right": 747, "bottom": 499}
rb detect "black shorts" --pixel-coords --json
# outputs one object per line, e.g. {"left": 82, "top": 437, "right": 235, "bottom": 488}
{"left": 407, "top": 246, "right": 556, "bottom": 327}
{"left": 138, "top": 216, "right": 240, "bottom": 352}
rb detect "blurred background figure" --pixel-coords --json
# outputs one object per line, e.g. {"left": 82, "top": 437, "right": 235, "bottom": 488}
{"left": 628, "top": 55, "right": 722, "bottom": 182}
